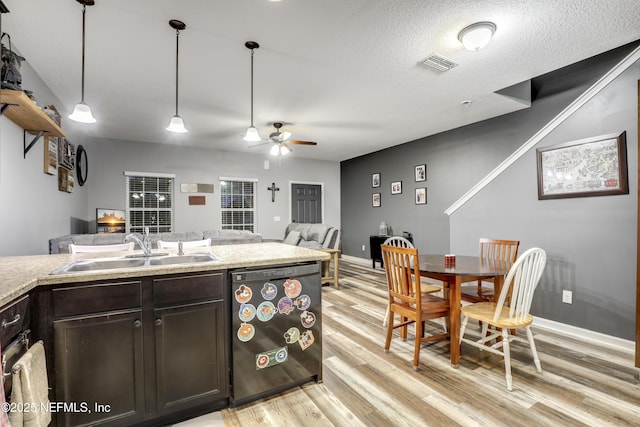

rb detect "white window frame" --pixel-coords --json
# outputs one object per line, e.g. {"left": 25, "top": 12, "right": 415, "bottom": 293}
{"left": 124, "top": 171, "right": 175, "bottom": 233}
{"left": 219, "top": 176, "right": 258, "bottom": 232}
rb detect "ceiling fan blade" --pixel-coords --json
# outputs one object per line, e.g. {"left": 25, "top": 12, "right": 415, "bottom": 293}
{"left": 248, "top": 142, "right": 269, "bottom": 148}
{"left": 289, "top": 140, "right": 318, "bottom": 145}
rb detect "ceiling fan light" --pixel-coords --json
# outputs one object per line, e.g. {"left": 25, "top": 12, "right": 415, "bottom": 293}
{"left": 166, "top": 115, "right": 188, "bottom": 133}
{"left": 280, "top": 145, "right": 291, "bottom": 155}
{"left": 270, "top": 144, "right": 280, "bottom": 156}
{"left": 281, "top": 131, "right": 291, "bottom": 141}
{"left": 458, "top": 21, "right": 496, "bottom": 51}
{"left": 243, "top": 126, "right": 262, "bottom": 142}
{"left": 69, "top": 102, "right": 96, "bottom": 123}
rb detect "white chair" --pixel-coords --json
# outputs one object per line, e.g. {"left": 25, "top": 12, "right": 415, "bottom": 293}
{"left": 157, "top": 238, "right": 211, "bottom": 249}
{"left": 381, "top": 236, "right": 441, "bottom": 327}
{"left": 68, "top": 242, "right": 134, "bottom": 254}
{"left": 460, "top": 247, "right": 547, "bottom": 391}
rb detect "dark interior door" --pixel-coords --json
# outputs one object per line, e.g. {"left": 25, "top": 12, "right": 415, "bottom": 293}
{"left": 291, "top": 184, "right": 322, "bottom": 223}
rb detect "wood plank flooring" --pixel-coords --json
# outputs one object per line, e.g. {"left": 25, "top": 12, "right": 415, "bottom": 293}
{"left": 220, "top": 259, "right": 640, "bottom": 426}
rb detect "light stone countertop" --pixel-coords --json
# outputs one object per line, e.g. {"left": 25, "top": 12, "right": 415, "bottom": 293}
{"left": 0, "top": 242, "right": 330, "bottom": 307}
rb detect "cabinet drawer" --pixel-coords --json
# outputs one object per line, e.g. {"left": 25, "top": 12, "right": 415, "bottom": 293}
{"left": 153, "top": 273, "right": 224, "bottom": 305}
{"left": 53, "top": 281, "right": 142, "bottom": 318}
{"left": 0, "top": 295, "right": 30, "bottom": 347}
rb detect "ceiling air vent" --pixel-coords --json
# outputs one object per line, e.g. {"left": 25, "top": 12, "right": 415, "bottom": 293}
{"left": 418, "top": 53, "right": 458, "bottom": 72}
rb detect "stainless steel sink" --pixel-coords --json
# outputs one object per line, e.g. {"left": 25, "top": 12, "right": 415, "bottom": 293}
{"left": 50, "top": 253, "right": 220, "bottom": 275}
{"left": 148, "top": 253, "right": 219, "bottom": 266}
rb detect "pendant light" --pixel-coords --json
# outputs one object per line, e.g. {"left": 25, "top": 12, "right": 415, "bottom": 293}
{"left": 69, "top": 0, "right": 96, "bottom": 124}
{"left": 243, "top": 41, "right": 261, "bottom": 142}
{"left": 166, "top": 19, "right": 187, "bottom": 133}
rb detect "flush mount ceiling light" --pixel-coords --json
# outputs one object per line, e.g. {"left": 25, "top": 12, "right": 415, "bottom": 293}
{"left": 458, "top": 21, "right": 496, "bottom": 51}
{"left": 243, "top": 41, "right": 262, "bottom": 142}
{"left": 69, "top": 0, "right": 96, "bottom": 124}
{"left": 166, "top": 19, "right": 187, "bottom": 133}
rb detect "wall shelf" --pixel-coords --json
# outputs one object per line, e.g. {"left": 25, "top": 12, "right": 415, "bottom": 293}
{"left": 0, "top": 89, "right": 66, "bottom": 158}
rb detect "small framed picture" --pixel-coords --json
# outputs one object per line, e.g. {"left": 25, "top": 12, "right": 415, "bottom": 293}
{"left": 372, "top": 173, "right": 381, "bottom": 188}
{"left": 415, "top": 188, "right": 427, "bottom": 205}
{"left": 372, "top": 193, "right": 381, "bottom": 207}
{"left": 415, "top": 164, "right": 426, "bottom": 182}
{"left": 391, "top": 181, "right": 402, "bottom": 195}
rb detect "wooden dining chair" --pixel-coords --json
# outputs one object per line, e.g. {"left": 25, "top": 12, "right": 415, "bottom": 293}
{"left": 381, "top": 244, "right": 450, "bottom": 370}
{"left": 68, "top": 242, "right": 134, "bottom": 254}
{"left": 461, "top": 238, "right": 520, "bottom": 303}
{"left": 381, "top": 237, "right": 441, "bottom": 327}
{"left": 460, "top": 247, "right": 547, "bottom": 391}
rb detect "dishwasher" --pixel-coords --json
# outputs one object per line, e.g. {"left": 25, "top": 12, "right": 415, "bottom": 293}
{"left": 230, "top": 262, "right": 322, "bottom": 406}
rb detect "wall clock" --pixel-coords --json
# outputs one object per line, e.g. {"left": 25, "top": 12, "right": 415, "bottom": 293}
{"left": 76, "top": 144, "right": 88, "bottom": 186}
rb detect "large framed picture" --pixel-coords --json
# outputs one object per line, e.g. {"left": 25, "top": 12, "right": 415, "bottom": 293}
{"left": 372, "top": 173, "right": 381, "bottom": 188}
{"left": 372, "top": 193, "right": 381, "bottom": 207}
{"left": 536, "top": 131, "right": 628, "bottom": 200}
{"left": 415, "top": 164, "right": 426, "bottom": 182}
{"left": 391, "top": 181, "right": 402, "bottom": 195}
{"left": 415, "top": 188, "right": 427, "bottom": 205}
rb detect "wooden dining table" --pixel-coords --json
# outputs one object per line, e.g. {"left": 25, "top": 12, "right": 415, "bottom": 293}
{"left": 418, "top": 255, "right": 512, "bottom": 367}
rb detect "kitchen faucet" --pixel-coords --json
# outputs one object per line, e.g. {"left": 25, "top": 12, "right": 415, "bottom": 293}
{"left": 125, "top": 227, "right": 152, "bottom": 256}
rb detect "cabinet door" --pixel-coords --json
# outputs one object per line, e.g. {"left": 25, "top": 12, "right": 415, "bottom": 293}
{"left": 54, "top": 310, "right": 145, "bottom": 427}
{"left": 154, "top": 299, "right": 228, "bottom": 415}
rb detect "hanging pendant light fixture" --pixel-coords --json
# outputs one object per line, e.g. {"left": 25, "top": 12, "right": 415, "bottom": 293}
{"left": 69, "top": 0, "right": 96, "bottom": 124}
{"left": 243, "top": 41, "right": 262, "bottom": 142}
{"left": 166, "top": 19, "right": 187, "bottom": 133}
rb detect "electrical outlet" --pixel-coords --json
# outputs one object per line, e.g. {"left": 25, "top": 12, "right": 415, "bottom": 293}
{"left": 562, "top": 290, "right": 573, "bottom": 304}
{"left": 362, "top": 245, "right": 366, "bottom": 251}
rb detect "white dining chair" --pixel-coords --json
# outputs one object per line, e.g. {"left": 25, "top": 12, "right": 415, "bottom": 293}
{"left": 459, "top": 247, "right": 547, "bottom": 391}
{"left": 68, "top": 242, "right": 134, "bottom": 254}
{"left": 157, "top": 238, "right": 211, "bottom": 249}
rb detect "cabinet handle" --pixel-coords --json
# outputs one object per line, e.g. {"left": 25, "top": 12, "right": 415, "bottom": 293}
{"left": 155, "top": 319, "right": 162, "bottom": 326}
{"left": 2, "top": 314, "right": 20, "bottom": 329}
{"left": 133, "top": 320, "right": 142, "bottom": 328}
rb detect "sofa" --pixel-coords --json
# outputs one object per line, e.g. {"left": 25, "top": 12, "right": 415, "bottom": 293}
{"left": 282, "top": 223, "right": 340, "bottom": 250}
{"left": 49, "top": 229, "right": 263, "bottom": 254}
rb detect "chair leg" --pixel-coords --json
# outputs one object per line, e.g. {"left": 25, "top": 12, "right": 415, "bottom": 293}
{"left": 502, "top": 328, "right": 513, "bottom": 391}
{"left": 384, "top": 310, "right": 394, "bottom": 353}
{"left": 459, "top": 316, "right": 469, "bottom": 343}
{"left": 400, "top": 316, "right": 408, "bottom": 340}
{"left": 383, "top": 303, "right": 390, "bottom": 327}
{"left": 525, "top": 326, "right": 542, "bottom": 373}
{"left": 413, "top": 318, "right": 423, "bottom": 370}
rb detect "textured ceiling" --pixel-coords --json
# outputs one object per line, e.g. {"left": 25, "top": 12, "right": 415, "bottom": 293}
{"left": 3, "top": 0, "right": 640, "bottom": 161}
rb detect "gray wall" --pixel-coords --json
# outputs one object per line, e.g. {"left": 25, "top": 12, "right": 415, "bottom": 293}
{"left": 86, "top": 138, "right": 340, "bottom": 241}
{"left": 0, "top": 54, "right": 89, "bottom": 256}
{"left": 451, "top": 59, "right": 639, "bottom": 340}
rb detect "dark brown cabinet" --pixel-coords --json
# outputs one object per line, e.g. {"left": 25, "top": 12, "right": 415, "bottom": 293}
{"left": 51, "top": 272, "right": 229, "bottom": 427}
{"left": 370, "top": 235, "right": 413, "bottom": 268}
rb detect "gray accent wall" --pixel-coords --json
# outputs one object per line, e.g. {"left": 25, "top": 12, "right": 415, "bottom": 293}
{"left": 451, "top": 59, "right": 639, "bottom": 340}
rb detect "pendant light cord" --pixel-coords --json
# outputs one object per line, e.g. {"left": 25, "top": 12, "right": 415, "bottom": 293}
{"left": 174, "top": 28, "right": 180, "bottom": 116}
{"left": 80, "top": 4, "right": 86, "bottom": 103}
{"left": 249, "top": 48, "right": 254, "bottom": 126}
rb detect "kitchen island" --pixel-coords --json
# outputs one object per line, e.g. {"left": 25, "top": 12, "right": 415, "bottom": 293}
{"left": 0, "top": 242, "right": 329, "bottom": 427}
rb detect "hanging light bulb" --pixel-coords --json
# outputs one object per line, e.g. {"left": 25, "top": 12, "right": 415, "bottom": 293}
{"left": 69, "top": 0, "right": 96, "bottom": 124}
{"left": 166, "top": 19, "right": 188, "bottom": 133}
{"left": 243, "top": 41, "right": 262, "bottom": 142}
{"left": 270, "top": 144, "right": 280, "bottom": 156}
{"left": 280, "top": 144, "right": 291, "bottom": 155}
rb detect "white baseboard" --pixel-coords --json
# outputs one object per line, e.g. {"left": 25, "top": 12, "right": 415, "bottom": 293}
{"left": 533, "top": 317, "right": 635, "bottom": 354}
{"left": 340, "top": 254, "right": 636, "bottom": 355}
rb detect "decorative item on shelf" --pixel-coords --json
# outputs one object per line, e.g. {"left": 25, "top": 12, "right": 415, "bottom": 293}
{"left": 0, "top": 32, "right": 25, "bottom": 90}
{"left": 166, "top": 19, "right": 187, "bottom": 133}
{"left": 43, "top": 104, "right": 61, "bottom": 126}
{"left": 379, "top": 221, "right": 389, "bottom": 236}
{"left": 243, "top": 41, "right": 261, "bottom": 142}
{"left": 68, "top": 0, "right": 96, "bottom": 124}
{"left": 58, "top": 167, "right": 74, "bottom": 193}
{"left": 43, "top": 136, "right": 57, "bottom": 175}
{"left": 57, "top": 138, "right": 75, "bottom": 170}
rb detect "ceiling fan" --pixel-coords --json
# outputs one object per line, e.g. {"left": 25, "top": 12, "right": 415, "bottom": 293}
{"left": 254, "top": 122, "right": 317, "bottom": 156}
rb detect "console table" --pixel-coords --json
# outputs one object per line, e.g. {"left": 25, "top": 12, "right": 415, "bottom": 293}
{"left": 369, "top": 235, "right": 413, "bottom": 268}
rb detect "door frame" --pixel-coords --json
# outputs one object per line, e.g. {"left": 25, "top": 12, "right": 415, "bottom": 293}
{"left": 289, "top": 181, "right": 325, "bottom": 224}
{"left": 635, "top": 79, "right": 639, "bottom": 373}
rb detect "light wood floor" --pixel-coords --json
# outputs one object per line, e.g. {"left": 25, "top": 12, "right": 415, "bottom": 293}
{"left": 217, "top": 259, "right": 639, "bottom": 426}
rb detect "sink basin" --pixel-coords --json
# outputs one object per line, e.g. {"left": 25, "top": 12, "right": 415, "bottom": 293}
{"left": 148, "top": 253, "right": 219, "bottom": 266}
{"left": 50, "top": 253, "right": 220, "bottom": 275}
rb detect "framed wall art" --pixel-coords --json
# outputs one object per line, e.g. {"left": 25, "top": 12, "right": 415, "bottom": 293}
{"left": 43, "top": 136, "right": 57, "bottom": 175}
{"left": 372, "top": 172, "right": 381, "bottom": 188}
{"left": 415, "top": 164, "right": 426, "bottom": 182}
{"left": 415, "top": 188, "right": 427, "bottom": 205}
{"left": 536, "top": 131, "right": 628, "bottom": 200}
{"left": 372, "top": 193, "right": 381, "bottom": 207}
{"left": 390, "top": 181, "right": 402, "bottom": 195}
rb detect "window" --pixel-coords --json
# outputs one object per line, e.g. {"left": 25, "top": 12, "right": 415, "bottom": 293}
{"left": 220, "top": 178, "right": 256, "bottom": 232}
{"left": 125, "top": 172, "right": 174, "bottom": 233}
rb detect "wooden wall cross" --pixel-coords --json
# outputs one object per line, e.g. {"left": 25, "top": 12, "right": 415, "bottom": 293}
{"left": 268, "top": 182, "right": 280, "bottom": 202}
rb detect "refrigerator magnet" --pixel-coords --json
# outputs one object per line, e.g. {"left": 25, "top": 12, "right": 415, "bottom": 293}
{"left": 239, "top": 303, "right": 257, "bottom": 322}
{"left": 300, "top": 310, "right": 316, "bottom": 328}
{"left": 283, "top": 327, "right": 300, "bottom": 344}
{"left": 283, "top": 279, "right": 302, "bottom": 298}
{"left": 294, "top": 295, "right": 311, "bottom": 311}
{"left": 237, "top": 323, "right": 255, "bottom": 342}
{"left": 235, "top": 285, "right": 253, "bottom": 303}
{"left": 257, "top": 301, "right": 277, "bottom": 322}
{"left": 298, "top": 330, "right": 315, "bottom": 351}
{"left": 261, "top": 282, "right": 278, "bottom": 300}
{"left": 277, "top": 297, "right": 294, "bottom": 315}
